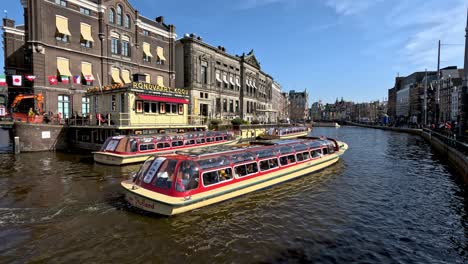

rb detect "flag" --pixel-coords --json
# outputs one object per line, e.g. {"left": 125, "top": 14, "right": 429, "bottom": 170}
{"left": 61, "top": 75, "right": 69, "bottom": 84}
{"left": 48, "top": 76, "right": 58, "bottom": 85}
{"left": 25, "top": 75, "right": 36, "bottom": 82}
{"left": 12, "top": 75, "right": 22, "bottom": 86}
{"left": 0, "top": 75, "right": 6, "bottom": 86}
{"left": 73, "top": 75, "right": 81, "bottom": 84}
{"left": 84, "top": 75, "right": 94, "bottom": 82}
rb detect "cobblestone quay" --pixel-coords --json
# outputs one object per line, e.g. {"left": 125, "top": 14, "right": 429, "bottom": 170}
{"left": 0, "top": 127, "right": 466, "bottom": 263}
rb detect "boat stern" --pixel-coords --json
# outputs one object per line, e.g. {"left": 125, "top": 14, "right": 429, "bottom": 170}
{"left": 93, "top": 152, "right": 126, "bottom": 165}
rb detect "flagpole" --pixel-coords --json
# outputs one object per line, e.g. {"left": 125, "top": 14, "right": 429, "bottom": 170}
{"left": 96, "top": 73, "right": 103, "bottom": 121}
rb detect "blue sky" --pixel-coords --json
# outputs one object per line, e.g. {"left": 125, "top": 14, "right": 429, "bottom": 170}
{"left": 1, "top": 0, "right": 466, "bottom": 103}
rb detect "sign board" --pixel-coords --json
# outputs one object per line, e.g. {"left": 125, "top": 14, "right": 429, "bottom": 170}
{"left": 42, "top": 131, "right": 51, "bottom": 139}
{"left": 131, "top": 82, "right": 190, "bottom": 99}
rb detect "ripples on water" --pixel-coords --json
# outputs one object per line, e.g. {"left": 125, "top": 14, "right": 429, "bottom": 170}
{"left": 0, "top": 126, "right": 466, "bottom": 263}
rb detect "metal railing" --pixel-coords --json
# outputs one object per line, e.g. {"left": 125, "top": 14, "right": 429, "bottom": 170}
{"left": 423, "top": 129, "right": 468, "bottom": 156}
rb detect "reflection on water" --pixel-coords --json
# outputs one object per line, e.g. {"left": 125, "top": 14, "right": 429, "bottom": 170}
{"left": 0, "top": 126, "right": 466, "bottom": 263}
{"left": 0, "top": 128, "right": 12, "bottom": 153}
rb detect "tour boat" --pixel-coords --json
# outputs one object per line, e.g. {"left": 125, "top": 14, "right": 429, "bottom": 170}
{"left": 94, "top": 131, "right": 239, "bottom": 165}
{"left": 121, "top": 137, "right": 348, "bottom": 216}
{"left": 260, "top": 126, "right": 311, "bottom": 140}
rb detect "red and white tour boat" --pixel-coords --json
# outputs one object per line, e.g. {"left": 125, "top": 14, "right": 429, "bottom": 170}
{"left": 94, "top": 131, "right": 239, "bottom": 165}
{"left": 121, "top": 137, "right": 348, "bottom": 216}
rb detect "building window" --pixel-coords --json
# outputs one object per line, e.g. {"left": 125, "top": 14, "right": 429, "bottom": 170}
{"left": 120, "top": 94, "right": 125, "bottom": 112}
{"left": 80, "top": 23, "right": 93, "bottom": 48}
{"left": 109, "top": 8, "right": 115, "bottom": 23}
{"left": 58, "top": 95, "right": 70, "bottom": 118}
{"left": 125, "top": 14, "right": 131, "bottom": 28}
{"left": 82, "top": 97, "right": 90, "bottom": 116}
{"left": 143, "top": 30, "right": 150, "bottom": 36}
{"left": 116, "top": 5, "right": 123, "bottom": 26}
{"left": 121, "top": 40, "right": 130, "bottom": 56}
{"left": 80, "top": 7, "right": 91, "bottom": 15}
{"left": 111, "top": 95, "right": 116, "bottom": 111}
{"left": 229, "top": 100, "right": 234, "bottom": 113}
{"left": 223, "top": 99, "right": 227, "bottom": 112}
{"left": 56, "top": 33, "right": 69, "bottom": 43}
{"left": 235, "top": 100, "right": 239, "bottom": 112}
{"left": 143, "top": 54, "right": 151, "bottom": 62}
{"left": 201, "top": 65, "right": 207, "bottom": 84}
{"left": 111, "top": 38, "right": 119, "bottom": 54}
{"left": 205, "top": 93, "right": 208, "bottom": 99}
{"left": 81, "top": 40, "right": 92, "bottom": 48}
{"left": 55, "top": 0, "right": 67, "bottom": 7}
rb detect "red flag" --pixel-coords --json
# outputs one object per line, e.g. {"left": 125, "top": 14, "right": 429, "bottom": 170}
{"left": 25, "top": 75, "right": 36, "bottom": 82}
{"left": 48, "top": 76, "right": 58, "bottom": 85}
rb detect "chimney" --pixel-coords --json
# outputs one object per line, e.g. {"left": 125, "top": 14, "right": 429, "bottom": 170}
{"left": 156, "top": 16, "right": 164, "bottom": 24}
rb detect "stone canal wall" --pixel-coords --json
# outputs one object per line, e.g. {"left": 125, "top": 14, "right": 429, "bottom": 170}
{"left": 346, "top": 122, "right": 468, "bottom": 182}
{"left": 14, "top": 122, "right": 68, "bottom": 152}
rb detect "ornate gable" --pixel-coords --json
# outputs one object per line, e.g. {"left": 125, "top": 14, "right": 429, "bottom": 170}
{"left": 244, "top": 49, "right": 261, "bottom": 69}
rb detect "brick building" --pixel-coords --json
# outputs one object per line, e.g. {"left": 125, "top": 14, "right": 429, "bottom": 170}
{"left": 3, "top": 0, "right": 178, "bottom": 120}
{"left": 175, "top": 34, "right": 274, "bottom": 124}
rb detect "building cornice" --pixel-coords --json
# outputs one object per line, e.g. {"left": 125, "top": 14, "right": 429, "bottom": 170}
{"left": 136, "top": 19, "right": 176, "bottom": 39}
{"left": 3, "top": 26, "right": 25, "bottom": 36}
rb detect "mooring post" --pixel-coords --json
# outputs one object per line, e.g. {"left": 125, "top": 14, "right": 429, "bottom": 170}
{"left": 14, "top": 136, "right": 20, "bottom": 154}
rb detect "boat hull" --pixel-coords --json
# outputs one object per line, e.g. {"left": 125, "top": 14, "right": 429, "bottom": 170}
{"left": 94, "top": 138, "right": 240, "bottom": 166}
{"left": 121, "top": 142, "right": 348, "bottom": 215}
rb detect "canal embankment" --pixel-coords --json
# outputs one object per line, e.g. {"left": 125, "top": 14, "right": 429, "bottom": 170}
{"left": 345, "top": 121, "right": 468, "bottom": 181}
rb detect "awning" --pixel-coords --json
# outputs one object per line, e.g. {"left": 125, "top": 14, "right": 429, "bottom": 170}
{"left": 223, "top": 74, "right": 229, "bottom": 84}
{"left": 229, "top": 76, "right": 235, "bottom": 85}
{"left": 236, "top": 78, "right": 241, "bottom": 86}
{"left": 157, "top": 46, "right": 167, "bottom": 61}
{"left": 121, "top": 35, "right": 130, "bottom": 42}
{"left": 143, "top": 42, "right": 153, "bottom": 57}
{"left": 157, "top": 76, "right": 164, "bottom": 86}
{"left": 80, "top": 23, "right": 94, "bottom": 42}
{"left": 121, "top": 70, "right": 132, "bottom": 84}
{"left": 138, "top": 94, "right": 188, "bottom": 104}
{"left": 57, "top": 57, "right": 72, "bottom": 77}
{"left": 56, "top": 16, "right": 71, "bottom": 36}
{"left": 81, "top": 62, "right": 94, "bottom": 80}
{"left": 111, "top": 68, "right": 123, "bottom": 84}
{"left": 216, "top": 72, "right": 222, "bottom": 82}
{"left": 253, "top": 81, "right": 257, "bottom": 88}
{"left": 145, "top": 74, "right": 151, "bottom": 83}
{"left": 246, "top": 79, "right": 251, "bottom": 87}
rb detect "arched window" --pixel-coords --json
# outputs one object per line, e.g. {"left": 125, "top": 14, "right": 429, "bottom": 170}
{"left": 109, "top": 8, "right": 115, "bottom": 23}
{"left": 116, "top": 5, "right": 123, "bottom": 26}
{"left": 125, "top": 14, "right": 130, "bottom": 28}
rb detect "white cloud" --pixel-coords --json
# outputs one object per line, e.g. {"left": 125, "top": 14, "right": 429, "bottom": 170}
{"left": 324, "top": 0, "right": 382, "bottom": 16}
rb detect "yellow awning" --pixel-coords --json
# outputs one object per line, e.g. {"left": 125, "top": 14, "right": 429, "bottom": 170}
{"left": 157, "top": 47, "right": 167, "bottom": 61}
{"left": 143, "top": 42, "right": 153, "bottom": 57}
{"left": 80, "top": 23, "right": 94, "bottom": 42}
{"left": 56, "top": 16, "right": 71, "bottom": 36}
{"left": 57, "top": 57, "right": 72, "bottom": 77}
{"left": 145, "top": 74, "right": 151, "bottom": 83}
{"left": 111, "top": 68, "right": 123, "bottom": 84}
{"left": 122, "top": 70, "right": 131, "bottom": 84}
{"left": 81, "top": 62, "right": 94, "bottom": 80}
{"left": 157, "top": 76, "right": 164, "bottom": 86}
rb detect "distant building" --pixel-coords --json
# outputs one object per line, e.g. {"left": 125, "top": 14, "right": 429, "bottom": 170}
{"left": 310, "top": 101, "right": 323, "bottom": 121}
{"left": 279, "top": 92, "right": 289, "bottom": 122}
{"left": 271, "top": 81, "right": 282, "bottom": 123}
{"left": 288, "top": 89, "right": 308, "bottom": 122}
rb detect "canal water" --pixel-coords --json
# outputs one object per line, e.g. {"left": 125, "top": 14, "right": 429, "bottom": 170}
{"left": 0, "top": 126, "right": 466, "bottom": 263}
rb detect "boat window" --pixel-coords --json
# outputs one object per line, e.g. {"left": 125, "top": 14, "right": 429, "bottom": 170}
{"left": 296, "top": 153, "right": 304, "bottom": 161}
{"left": 197, "top": 156, "right": 230, "bottom": 170}
{"left": 206, "top": 137, "right": 214, "bottom": 143}
{"left": 288, "top": 155, "right": 296, "bottom": 163}
{"left": 143, "top": 157, "right": 165, "bottom": 184}
{"left": 135, "top": 157, "right": 155, "bottom": 182}
{"left": 184, "top": 139, "right": 196, "bottom": 145}
{"left": 157, "top": 142, "right": 170, "bottom": 149}
{"left": 216, "top": 136, "right": 223, "bottom": 141}
{"left": 311, "top": 149, "right": 322, "bottom": 158}
{"left": 256, "top": 148, "right": 277, "bottom": 159}
{"left": 279, "top": 155, "right": 288, "bottom": 166}
{"left": 302, "top": 151, "right": 310, "bottom": 160}
{"left": 196, "top": 138, "right": 205, "bottom": 144}
{"left": 139, "top": 143, "right": 155, "bottom": 151}
{"left": 153, "top": 159, "right": 178, "bottom": 189}
{"left": 234, "top": 163, "right": 258, "bottom": 178}
{"left": 103, "top": 139, "right": 120, "bottom": 151}
{"left": 259, "top": 158, "right": 279, "bottom": 171}
{"left": 328, "top": 144, "right": 335, "bottom": 154}
{"left": 129, "top": 139, "right": 138, "bottom": 152}
{"left": 231, "top": 152, "right": 256, "bottom": 164}
{"left": 175, "top": 161, "right": 200, "bottom": 192}
{"left": 202, "top": 168, "right": 233, "bottom": 186}
{"left": 278, "top": 146, "right": 294, "bottom": 155}
{"left": 322, "top": 148, "right": 328, "bottom": 155}
{"left": 293, "top": 143, "right": 308, "bottom": 152}
{"left": 172, "top": 140, "right": 183, "bottom": 147}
